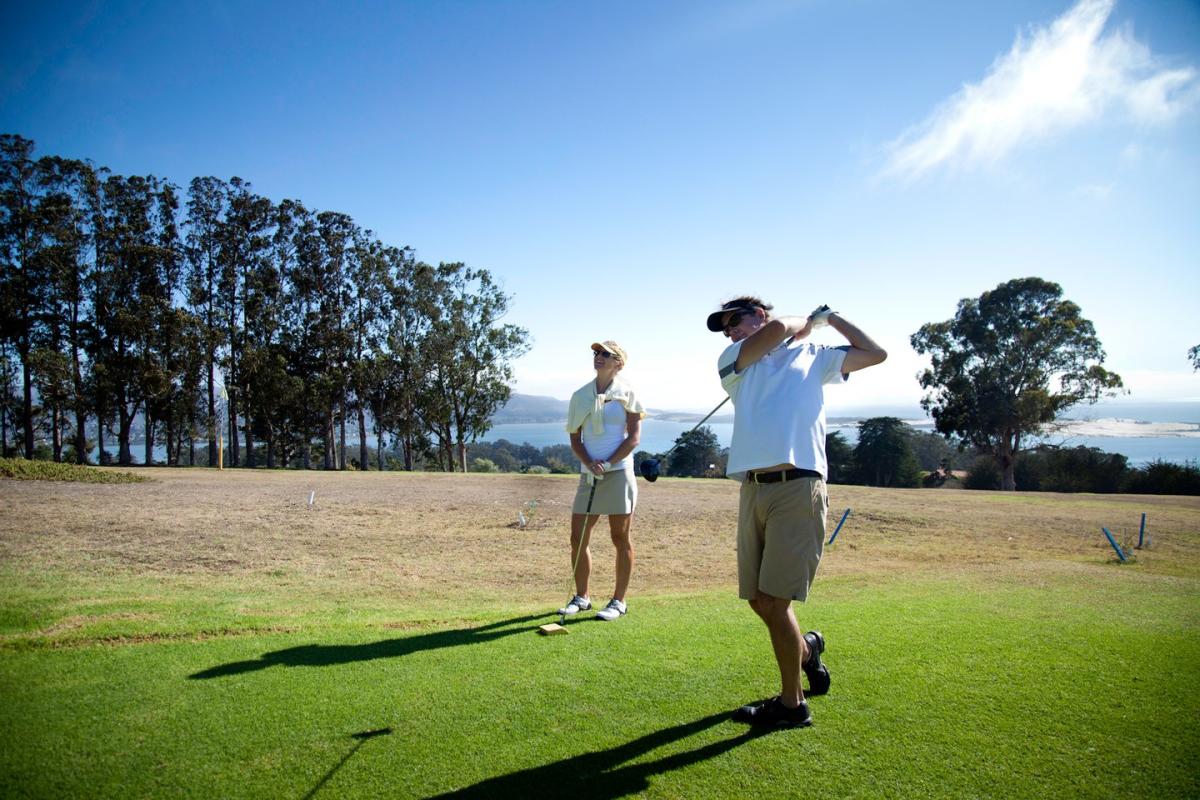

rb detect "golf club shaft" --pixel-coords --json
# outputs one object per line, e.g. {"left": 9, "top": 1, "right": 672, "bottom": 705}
{"left": 660, "top": 396, "right": 729, "bottom": 459}
{"left": 563, "top": 478, "right": 598, "bottom": 622}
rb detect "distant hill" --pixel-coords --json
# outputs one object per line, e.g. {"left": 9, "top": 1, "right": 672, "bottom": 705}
{"left": 492, "top": 393, "right": 931, "bottom": 426}
{"left": 492, "top": 393, "right": 570, "bottom": 423}
{"left": 493, "top": 393, "right": 734, "bottom": 424}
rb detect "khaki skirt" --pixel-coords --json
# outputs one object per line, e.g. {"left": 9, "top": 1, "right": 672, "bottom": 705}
{"left": 572, "top": 467, "right": 638, "bottom": 515}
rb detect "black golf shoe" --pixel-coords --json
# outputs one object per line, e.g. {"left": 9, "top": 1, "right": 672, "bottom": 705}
{"left": 803, "top": 630, "right": 830, "bottom": 696}
{"left": 732, "top": 696, "right": 812, "bottom": 729}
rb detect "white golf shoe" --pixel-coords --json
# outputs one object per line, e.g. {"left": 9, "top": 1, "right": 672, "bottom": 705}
{"left": 595, "top": 598, "right": 627, "bottom": 621}
{"left": 557, "top": 595, "right": 591, "bottom": 616}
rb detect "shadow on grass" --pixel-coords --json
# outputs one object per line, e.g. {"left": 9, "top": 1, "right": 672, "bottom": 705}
{"left": 189, "top": 613, "right": 549, "bottom": 680}
{"left": 302, "top": 727, "right": 393, "bottom": 800}
{"left": 424, "top": 711, "right": 769, "bottom": 800}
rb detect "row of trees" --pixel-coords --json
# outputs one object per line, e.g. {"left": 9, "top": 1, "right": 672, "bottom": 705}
{"left": 963, "top": 448, "right": 1199, "bottom": 495}
{"left": 623, "top": 417, "right": 964, "bottom": 486}
{"left": 0, "top": 134, "right": 529, "bottom": 471}
{"left": 628, "top": 416, "right": 1196, "bottom": 494}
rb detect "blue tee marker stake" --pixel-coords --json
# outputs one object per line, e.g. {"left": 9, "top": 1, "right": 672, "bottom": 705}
{"left": 1138, "top": 513, "right": 1146, "bottom": 549}
{"left": 827, "top": 508, "right": 851, "bottom": 545}
{"left": 1101, "top": 527, "right": 1127, "bottom": 562}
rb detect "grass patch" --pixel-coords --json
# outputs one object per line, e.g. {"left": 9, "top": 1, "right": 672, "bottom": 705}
{"left": 1, "top": 471, "right": 1198, "bottom": 797}
{"left": 1, "top": 576, "right": 1198, "bottom": 798}
{"left": 0, "top": 457, "right": 146, "bottom": 483}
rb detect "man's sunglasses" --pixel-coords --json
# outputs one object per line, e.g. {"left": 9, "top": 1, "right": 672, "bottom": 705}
{"left": 722, "top": 311, "right": 750, "bottom": 332}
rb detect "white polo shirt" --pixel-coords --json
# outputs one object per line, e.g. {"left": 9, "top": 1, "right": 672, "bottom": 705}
{"left": 717, "top": 339, "right": 848, "bottom": 481}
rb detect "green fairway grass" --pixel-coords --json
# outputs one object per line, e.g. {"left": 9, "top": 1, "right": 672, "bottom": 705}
{"left": 2, "top": 569, "right": 1197, "bottom": 799}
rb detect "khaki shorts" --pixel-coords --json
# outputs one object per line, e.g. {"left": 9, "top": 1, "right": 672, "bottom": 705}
{"left": 572, "top": 467, "right": 637, "bottom": 515}
{"left": 737, "top": 477, "right": 827, "bottom": 601}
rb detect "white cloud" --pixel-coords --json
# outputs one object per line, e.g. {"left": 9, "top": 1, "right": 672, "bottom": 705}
{"left": 882, "top": 0, "right": 1198, "bottom": 180}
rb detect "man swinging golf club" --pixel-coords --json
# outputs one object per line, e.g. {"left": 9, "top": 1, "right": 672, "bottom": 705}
{"left": 709, "top": 296, "right": 886, "bottom": 728}
{"left": 557, "top": 341, "right": 646, "bottom": 623}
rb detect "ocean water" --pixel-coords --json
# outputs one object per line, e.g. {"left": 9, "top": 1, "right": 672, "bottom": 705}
{"left": 486, "top": 417, "right": 1200, "bottom": 466}
{"left": 93, "top": 402, "right": 1200, "bottom": 467}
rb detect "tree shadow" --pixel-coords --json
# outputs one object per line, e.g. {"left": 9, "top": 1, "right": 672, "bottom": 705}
{"left": 189, "top": 612, "right": 550, "bottom": 680}
{"left": 424, "top": 711, "right": 772, "bottom": 800}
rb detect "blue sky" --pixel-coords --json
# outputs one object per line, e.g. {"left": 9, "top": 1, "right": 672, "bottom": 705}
{"left": 4, "top": 0, "right": 1198, "bottom": 413}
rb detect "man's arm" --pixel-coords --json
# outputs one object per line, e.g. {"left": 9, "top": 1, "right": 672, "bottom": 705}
{"left": 827, "top": 314, "right": 887, "bottom": 373}
{"left": 734, "top": 316, "right": 808, "bottom": 371}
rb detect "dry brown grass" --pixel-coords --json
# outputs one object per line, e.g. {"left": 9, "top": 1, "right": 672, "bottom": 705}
{"left": 2, "top": 469, "right": 1197, "bottom": 607}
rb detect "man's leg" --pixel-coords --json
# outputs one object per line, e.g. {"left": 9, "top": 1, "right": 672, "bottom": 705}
{"left": 749, "top": 591, "right": 810, "bottom": 707}
{"left": 608, "top": 513, "right": 634, "bottom": 601}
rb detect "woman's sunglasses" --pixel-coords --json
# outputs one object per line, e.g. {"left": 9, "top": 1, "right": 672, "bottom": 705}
{"left": 593, "top": 349, "right": 619, "bottom": 360}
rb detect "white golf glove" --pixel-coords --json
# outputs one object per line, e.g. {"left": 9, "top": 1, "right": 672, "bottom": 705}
{"left": 808, "top": 304, "right": 835, "bottom": 329}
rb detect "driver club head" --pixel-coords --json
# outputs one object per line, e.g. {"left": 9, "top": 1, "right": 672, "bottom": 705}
{"left": 639, "top": 458, "right": 661, "bottom": 482}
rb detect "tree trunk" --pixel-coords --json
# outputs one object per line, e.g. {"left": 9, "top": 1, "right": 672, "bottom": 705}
{"left": 265, "top": 424, "right": 276, "bottom": 469}
{"left": 244, "top": 402, "right": 255, "bottom": 469}
{"left": 21, "top": 352, "right": 34, "bottom": 459}
{"left": 339, "top": 398, "right": 347, "bottom": 470}
{"left": 227, "top": 393, "right": 239, "bottom": 467}
{"left": 207, "top": 361, "right": 217, "bottom": 467}
{"left": 73, "top": 407, "right": 87, "bottom": 465}
{"left": 52, "top": 405, "right": 63, "bottom": 462}
{"left": 1001, "top": 461, "right": 1016, "bottom": 491}
{"left": 358, "top": 407, "right": 369, "bottom": 470}
{"left": 165, "top": 415, "right": 176, "bottom": 466}
{"left": 998, "top": 432, "right": 1017, "bottom": 491}
{"left": 457, "top": 440, "right": 467, "bottom": 473}
{"left": 323, "top": 408, "right": 335, "bottom": 470}
{"left": 118, "top": 404, "right": 134, "bottom": 466}
{"left": 95, "top": 395, "right": 108, "bottom": 465}
{"left": 144, "top": 412, "right": 154, "bottom": 465}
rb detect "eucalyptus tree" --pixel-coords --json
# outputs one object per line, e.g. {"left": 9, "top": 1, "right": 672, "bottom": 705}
{"left": 90, "top": 173, "right": 181, "bottom": 465}
{"left": 0, "top": 344, "right": 18, "bottom": 455}
{"left": 666, "top": 426, "right": 722, "bottom": 478}
{"left": 252, "top": 197, "right": 308, "bottom": 468}
{"left": 378, "top": 254, "right": 433, "bottom": 471}
{"left": 139, "top": 181, "right": 185, "bottom": 466}
{"left": 316, "top": 211, "right": 355, "bottom": 469}
{"left": 422, "top": 263, "right": 530, "bottom": 472}
{"left": 346, "top": 230, "right": 394, "bottom": 469}
{"left": 168, "top": 312, "right": 207, "bottom": 466}
{"left": 219, "top": 178, "right": 274, "bottom": 467}
{"left": 280, "top": 201, "right": 326, "bottom": 468}
{"left": 185, "top": 176, "right": 227, "bottom": 466}
{"left": 0, "top": 134, "right": 48, "bottom": 459}
{"left": 912, "top": 277, "right": 1123, "bottom": 490}
{"left": 852, "top": 417, "right": 921, "bottom": 488}
{"left": 26, "top": 156, "right": 95, "bottom": 462}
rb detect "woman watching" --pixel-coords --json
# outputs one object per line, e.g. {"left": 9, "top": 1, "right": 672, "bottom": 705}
{"left": 558, "top": 340, "right": 645, "bottom": 621}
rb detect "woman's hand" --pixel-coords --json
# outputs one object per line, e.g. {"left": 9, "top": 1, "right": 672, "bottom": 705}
{"left": 589, "top": 459, "right": 607, "bottom": 476}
